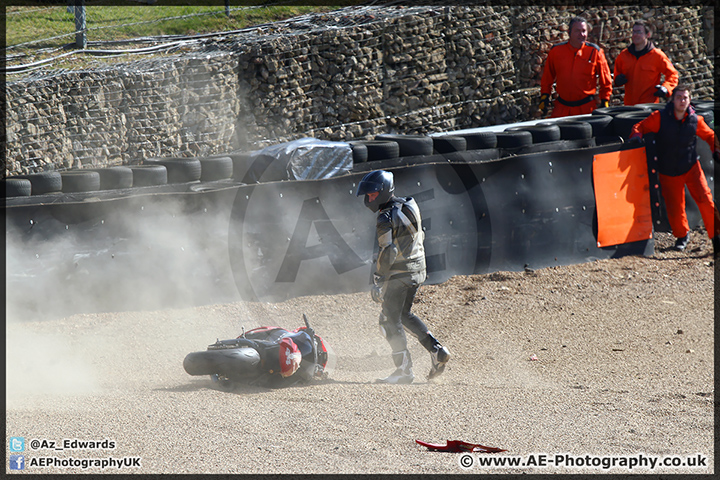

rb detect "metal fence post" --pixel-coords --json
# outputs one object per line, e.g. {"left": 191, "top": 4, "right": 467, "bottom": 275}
{"left": 74, "top": 0, "right": 87, "bottom": 49}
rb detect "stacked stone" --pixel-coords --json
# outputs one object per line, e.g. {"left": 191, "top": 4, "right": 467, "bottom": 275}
{"left": 169, "top": 54, "right": 241, "bottom": 156}
{"left": 300, "top": 23, "right": 387, "bottom": 141}
{"left": 62, "top": 70, "right": 126, "bottom": 168}
{"left": 510, "top": 6, "right": 568, "bottom": 90}
{"left": 114, "top": 53, "right": 240, "bottom": 161}
{"left": 445, "top": 6, "right": 514, "bottom": 101}
{"left": 380, "top": 12, "right": 448, "bottom": 131}
{"left": 3, "top": 5, "right": 714, "bottom": 177}
{"left": 5, "top": 77, "right": 84, "bottom": 174}
{"left": 236, "top": 35, "right": 310, "bottom": 144}
{"left": 648, "top": 6, "right": 713, "bottom": 99}
{"left": 701, "top": 6, "right": 713, "bottom": 55}
{"left": 440, "top": 6, "right": 516, "bottom": 130}
{"left": 117, "top": 62, "right": 183, "bottom": 163}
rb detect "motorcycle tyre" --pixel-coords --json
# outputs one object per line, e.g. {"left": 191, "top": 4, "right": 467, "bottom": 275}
{"left": 183, "top": 348, "right": 261, "bottom": 380}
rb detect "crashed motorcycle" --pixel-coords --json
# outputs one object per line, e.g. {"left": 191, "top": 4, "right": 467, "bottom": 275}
{"left": 183, "top": 314, "right": 330, "bottom": 389}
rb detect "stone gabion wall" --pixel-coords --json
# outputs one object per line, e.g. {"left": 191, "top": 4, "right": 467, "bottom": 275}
{"left": 5, "top": 54, "right": 242, "bottom": 174}
{"left": 3, "top": 4, "right": 714, "bottom": 177}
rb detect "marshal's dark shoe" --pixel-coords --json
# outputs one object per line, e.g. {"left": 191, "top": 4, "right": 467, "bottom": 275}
{"left": 673, "top": 234, "right": 689, "bottom": 252}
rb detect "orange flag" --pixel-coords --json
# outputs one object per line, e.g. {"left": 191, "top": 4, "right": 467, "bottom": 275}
{"left": 593, "top": 148, "right": 653, "bottom": 248}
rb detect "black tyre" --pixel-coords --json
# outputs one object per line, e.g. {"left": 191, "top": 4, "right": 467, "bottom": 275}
{"left": 146, "top": 157, "right": 202, "bottom": 184}
{"left": 130, "top": 165, "right": 168, "bottom": 187}
{"left": 86, "top": 167, "right": 134, "bottom": 190}
{"left": 634, "top": 102, "right": 666, "bottom": 111}
{"left": 200, "top": 156, "right": 234, "bottom": 181}
{"left": 612, "top": 111, "right": 653, "bottom": 140}
{"left": 60, "top": 170, "right": 101, "bottom": 193}
{"left": 595, "top": 135, "right": 625, "bottom": 146}
{"left": 348, "top": 142, "right": 369, "bottom": 163}
{"left": 564, "top": 138, "right": 596, "bottom": 150}
{"left": 556, "top": 121, "right": 593, "bottom": 140}
{"left": 695, "top": 108, "right": 714, "bottom": 127}
{"left": 496, "top": 130, "right": 533, "bottom": 148}
{"left": 375, "top": 134, "right": 433, "bottom": 157}
{"left": 358, "top": 140, "right": 400, "bottom": 161}
{"left": 572, "top": 115, "right": 614, "bottom": 137}
{"left": 15, "top": 171, "right": 63, "bottom": 195}
{"left": 508, "top": 124, "right": 561, "bottom": 143}
{"left": 225, "top": 153, "right": 255, "bottom": 182}
{"left": 692, "top": 101, "right": 717, "bottom": 111}
{"left": 592, "top": 105, "right": 650, "bottom": 117}
{"left": 2, "top": 178, "right": 32, "bottom": 197}
{"left": 459, "top": 131, "right": 497, "bottom": 150}
{"left": 247, "top": 153, "right": 288, "bottom": 183}
{"left": 432, "top": 135, "right": 467, "bottom": 154}
{"left": 183, "top": 348, "right": 261, "bottom": 380}
{"left": 515, "top": 140, "right": 571, "bottom": 155}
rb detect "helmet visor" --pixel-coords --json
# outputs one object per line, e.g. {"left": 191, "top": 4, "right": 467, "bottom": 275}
{"left": 356, "top": 180, "right": 384, "bottom": 196}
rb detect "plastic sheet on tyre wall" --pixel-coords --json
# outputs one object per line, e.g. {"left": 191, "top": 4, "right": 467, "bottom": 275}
{"left": 253, "top": 137, "right": 353, "bottom": 181}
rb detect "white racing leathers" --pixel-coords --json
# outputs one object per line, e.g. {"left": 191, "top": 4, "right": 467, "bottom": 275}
{"left": 376, "top": 196, "right": 426, "bottom": 283}
{"left": 374, "top": 196, "right": 439, "bottom": 373}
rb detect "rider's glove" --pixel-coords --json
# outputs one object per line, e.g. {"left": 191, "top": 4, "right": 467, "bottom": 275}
{"left": 538, "top": 93, "right": 550, "bottom": 115}
{"left": 628, "top": 135, "right": 643, "bottom": 145}
{"left": 371, "top": 285, "right": 384, "bottom": 303}
{"left": 614, "top": 73, "right": 628, "bottom": 87}
{"left": 654, "top": 85, "right": 668, "bottom": 98}
{"left": 313, "top": 364, "right": 326, "bottom": 379}
{"left": 371, "top": 274, "right": 385, "bottom": 303}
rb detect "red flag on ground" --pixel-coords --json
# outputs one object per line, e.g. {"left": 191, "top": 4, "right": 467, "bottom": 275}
{"left": 416, "top": 439, "right": 506, "bottom": 453}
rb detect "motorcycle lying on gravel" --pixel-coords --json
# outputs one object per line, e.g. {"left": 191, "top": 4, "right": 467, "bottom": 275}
{"left": 183, "top": 314, "right": 330, "bottom": 389}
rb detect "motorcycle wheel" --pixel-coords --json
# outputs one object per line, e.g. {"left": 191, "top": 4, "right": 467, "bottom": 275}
{"left": 183, "top": 347, "right": 262, "bottom": 380}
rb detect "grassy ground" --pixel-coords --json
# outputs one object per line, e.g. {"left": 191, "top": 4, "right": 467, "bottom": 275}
{"left": 4, "top": 2, "right": 358, "bottom": 68}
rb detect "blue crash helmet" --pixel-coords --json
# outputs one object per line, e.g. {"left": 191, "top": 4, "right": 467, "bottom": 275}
{"left": 356, "top": 170, "right": 394, "bottom": 212}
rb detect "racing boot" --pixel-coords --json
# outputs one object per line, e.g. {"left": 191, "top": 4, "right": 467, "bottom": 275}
{"left": 376, "top": 350, "right": 414, "bottom": 384}
{"left": 419, "top": 332, "right": 451, "bottom": 380}
{"left": 428, "top": 344, "right": 451, "bottom": 380}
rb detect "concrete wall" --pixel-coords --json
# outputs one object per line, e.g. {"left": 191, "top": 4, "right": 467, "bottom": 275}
{"left": 4, "top": 4, "right": 714, "bottom": 177}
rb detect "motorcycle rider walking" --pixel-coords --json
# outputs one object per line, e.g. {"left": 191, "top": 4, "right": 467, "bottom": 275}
{"left": 356, "top": 169, "right": 450, "bottom": 384}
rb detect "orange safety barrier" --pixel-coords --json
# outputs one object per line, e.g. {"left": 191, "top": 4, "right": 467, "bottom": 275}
{"left": 593, "top": 148, "right": 653, "bottom": 247}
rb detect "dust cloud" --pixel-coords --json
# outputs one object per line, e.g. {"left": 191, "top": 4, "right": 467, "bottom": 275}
{"left": 5, "top": 191, "right": 240, "bottom": 322}
{"left": 3, "top": 169, "right": 445, "bottom": 404}
{"left": 4, "top": 189, "right": 251, "bottom": 404}
{"left": 5, "top": 326, "right": 101, "bottom": 406}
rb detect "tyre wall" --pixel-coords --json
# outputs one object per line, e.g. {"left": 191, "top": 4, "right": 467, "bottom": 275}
{"left": 7, "top": 142, "right": 663, "bottom": 316}
{"left": 4, "top": 4, "right": 714, "bottom": 177}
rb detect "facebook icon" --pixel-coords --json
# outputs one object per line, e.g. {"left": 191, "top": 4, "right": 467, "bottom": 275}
{"left": 9, "top": 455, "right": 25, "bottom": 470}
